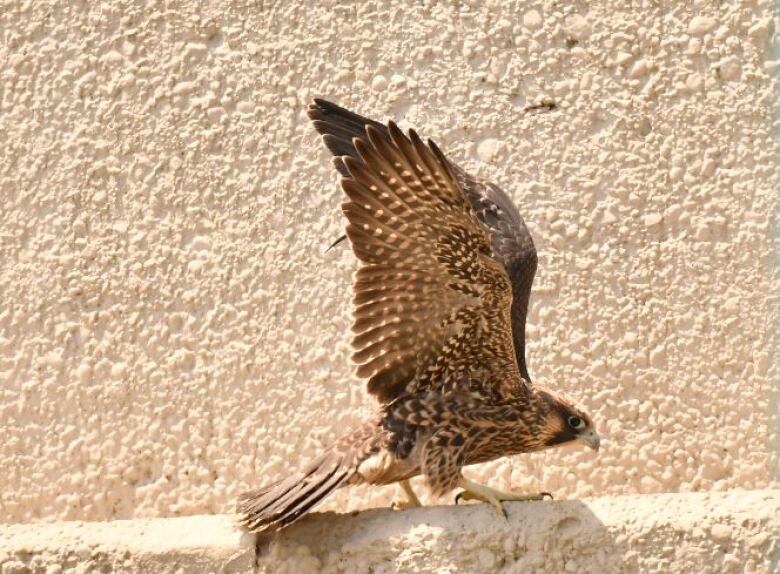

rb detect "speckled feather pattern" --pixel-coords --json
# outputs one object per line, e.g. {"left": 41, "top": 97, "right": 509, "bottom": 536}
{"left": 310, "top": 99, "right": 539, "bottom": 383}
{"left": 371, "top": 389, "right": 563, "bottom": 494}
{"left": 341, "top": 122, "right": 524, "bottom": 402}
{"left": 237, "top": 100, "right": 588, "bottom": 533}
{"left": 238, "top": 386, "right": 563, "bottom": 531}
{"left": 1, "top": 1, "right": 776, "bottom": 530}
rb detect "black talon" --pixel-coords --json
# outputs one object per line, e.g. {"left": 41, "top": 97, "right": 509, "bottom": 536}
{"left": 541, "top": 492, "right": 553, "bottom": 500}
{"left": 454, "top": 492, "right": 464, "bottom": 505}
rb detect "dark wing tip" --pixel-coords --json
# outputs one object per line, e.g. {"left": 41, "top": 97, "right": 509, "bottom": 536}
{"left": 320, "top": 132, "right": 339, "bottom": 145}
{"left": 426, "top": 138, "right": 454, "bottom": 175}
{"left": 388, "top": 121, "right": 417, "bottom": 154}
{"left": 365, "top": 124, "right": 384, "bottom": 139}
{"left": 342, "top": 153, "right": 363, "bottom": 178}
{"left": 314, "top": 123, "right": 336, "bottom": 140}
{"left": 364, "top": 124, "right": 390, "bottom": 151}
{"left": 332, "top": 155, "right": 348, "bottom": 171}
{"left": 427, "top": 138, "right": 445, "bottom": 160}
{"left": 307, "top": 98, "right": 343, "bottom": 122}
{"left": 310, "top": 98, "right": 361, "bottom": 121}
{"left": 307, "top": 99, "right": 327, "bottom": 120}
{"left": 310, "top": 97, "right": 337, "bottom": 110}
{"left": 386, "top": 120, "right": 405, "bottom": 142}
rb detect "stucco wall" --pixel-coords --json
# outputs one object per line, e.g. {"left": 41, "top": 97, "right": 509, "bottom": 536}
{"left": 0, "top": 0, "right": 777, "bottom": 524}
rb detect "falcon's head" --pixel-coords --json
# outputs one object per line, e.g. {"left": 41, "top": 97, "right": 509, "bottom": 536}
{"left": 538, "top": 389, "right": 600, "bottom": 452}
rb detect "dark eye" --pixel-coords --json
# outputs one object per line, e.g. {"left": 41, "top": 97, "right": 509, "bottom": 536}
{"left": 568, "top": 416, "right": 585, "bottom": 430}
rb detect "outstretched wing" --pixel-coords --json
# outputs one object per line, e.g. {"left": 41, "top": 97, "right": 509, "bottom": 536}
{"left": 339, "top": 121, "right": 527, "bottom": 403}
{"left": 455, "top": 174, "right": 537, "bottom": 382}
{"left": 308, "top": 99, "right": 537, "bottom": 383}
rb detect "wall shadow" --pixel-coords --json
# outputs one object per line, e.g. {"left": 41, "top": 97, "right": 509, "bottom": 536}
{"left": 253, "top": 498, "right": 630, "bottom": 573}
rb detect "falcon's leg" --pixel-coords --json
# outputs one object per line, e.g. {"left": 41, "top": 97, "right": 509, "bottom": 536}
{"left": 391, "top": 479, "right": 422, "bottom": 510}
{"left": 454, "top": 477, "right": 552, "bottom": 518}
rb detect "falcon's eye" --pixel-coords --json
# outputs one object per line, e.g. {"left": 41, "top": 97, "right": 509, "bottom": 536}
{"left": 568, "top": 416, "right": 585, "bottom": 430}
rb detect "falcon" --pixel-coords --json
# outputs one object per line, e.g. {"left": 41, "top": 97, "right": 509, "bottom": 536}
{"left": 237, "top": 99, "right": 600, "bottom": 533}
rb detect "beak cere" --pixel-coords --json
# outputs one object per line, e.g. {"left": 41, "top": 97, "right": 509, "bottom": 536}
{"left": 578, "top": 429, "right": 601, "bottom": 452}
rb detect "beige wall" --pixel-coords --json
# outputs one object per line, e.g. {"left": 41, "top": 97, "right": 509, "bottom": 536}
{"left": 0, "top": 1, "right": 777, "bottom": 523}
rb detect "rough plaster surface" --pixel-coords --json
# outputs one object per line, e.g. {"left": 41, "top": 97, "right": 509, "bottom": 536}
{"left": 0, "top": 1, "right": 778, "bottom": 524}
{"left": 0, "top": 491, "right": 778, "bottom": 573}
{"left": 0, "top": 514, "right": 253, "bottom": 574}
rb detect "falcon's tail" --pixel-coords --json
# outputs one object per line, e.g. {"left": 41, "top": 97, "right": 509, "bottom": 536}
{"left": 237, "top": 426, "right": 377, "bottom": 533}
{"left": 237, "top": 448, "right": 352, "bottom": 533}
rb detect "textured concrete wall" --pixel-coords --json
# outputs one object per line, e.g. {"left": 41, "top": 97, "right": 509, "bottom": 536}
{"left": 0, "top": 0, "right": 777, "bottom": 524}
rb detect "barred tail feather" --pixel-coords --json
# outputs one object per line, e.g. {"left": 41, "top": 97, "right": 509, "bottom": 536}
{"left": 237, "top": 449, "right": 354, "bottom": 533}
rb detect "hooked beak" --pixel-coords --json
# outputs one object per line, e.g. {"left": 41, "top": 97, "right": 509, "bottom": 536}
{"left": 578, "top": 429, "right": 601, "bottom": 452}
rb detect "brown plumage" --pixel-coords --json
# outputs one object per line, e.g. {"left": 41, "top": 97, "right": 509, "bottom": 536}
{"left": 237, "top": 99, "right": 600, "bottom": 533}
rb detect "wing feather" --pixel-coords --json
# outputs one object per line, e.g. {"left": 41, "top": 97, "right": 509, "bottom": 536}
{"left": 339, "top": 121, "right": 526, "bottom": 402}
{"left": 309, "top": 99, "right": 538, "bottom": 387}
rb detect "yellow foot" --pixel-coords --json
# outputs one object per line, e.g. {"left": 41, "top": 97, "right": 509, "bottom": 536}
{"left": 390, "top": 479, "right": 422, "bottom": 510}
{"left": 454, "top": 478, "right": 552, "bottom": 519}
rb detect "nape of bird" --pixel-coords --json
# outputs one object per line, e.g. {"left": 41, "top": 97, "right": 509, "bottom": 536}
{"left": 237, "top": 99, "right": 600, "bottom": 533}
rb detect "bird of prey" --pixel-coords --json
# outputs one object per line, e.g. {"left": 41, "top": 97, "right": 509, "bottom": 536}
{"left": 237, "top": 99, "right": 600, "bottom": 533}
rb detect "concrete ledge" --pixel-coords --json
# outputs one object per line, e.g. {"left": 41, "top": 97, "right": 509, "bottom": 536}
{"left": 0, "top": 514, "right": 253, "bottom": 574}
{"left": 1, "top": 491, "right": 778, "bottom": 573}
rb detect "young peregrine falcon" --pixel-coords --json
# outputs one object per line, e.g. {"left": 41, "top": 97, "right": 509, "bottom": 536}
{"left": 238, "top": 99, "right": 600, "bottom": 533}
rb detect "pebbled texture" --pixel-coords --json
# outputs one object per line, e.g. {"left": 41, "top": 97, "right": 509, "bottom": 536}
{"left": 0, "top": 1, "right": 777, "bottom": 522}
{"left": 1, "top": 491, "right": 777, "bottom": 574}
